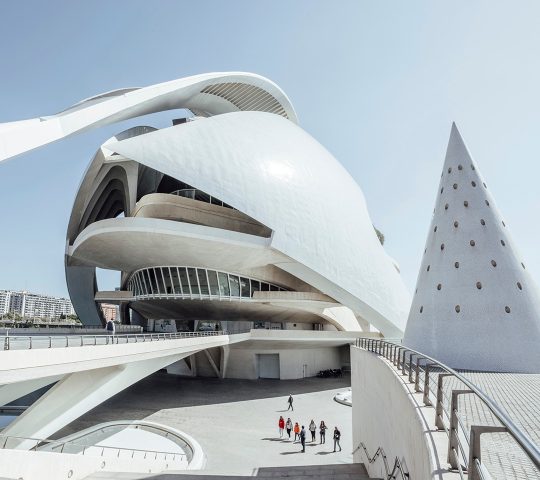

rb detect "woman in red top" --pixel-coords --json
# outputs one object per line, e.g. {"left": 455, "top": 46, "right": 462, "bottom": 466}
{"left": 278, "top": 416, "right": 285, "bottom": 438}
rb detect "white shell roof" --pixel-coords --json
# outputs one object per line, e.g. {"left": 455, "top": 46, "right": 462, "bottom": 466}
{"left": 107, "top": 111, "right": 411, "bottom": 336}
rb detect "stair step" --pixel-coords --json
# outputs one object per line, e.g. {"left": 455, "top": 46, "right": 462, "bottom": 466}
{"left": 257, "top": 462, "right": 368, "bottom": 476}
{"left": 135, "top": 463, "right": 372, "bottom": 480}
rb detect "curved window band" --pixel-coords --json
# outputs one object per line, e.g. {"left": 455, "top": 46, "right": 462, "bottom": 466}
{"left": 126, "top": 266, "right": 287, "bottom": 300}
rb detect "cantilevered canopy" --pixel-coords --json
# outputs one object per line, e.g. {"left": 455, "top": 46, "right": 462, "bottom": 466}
{"left": 0, "top": 72, "right": 297, "bottom": 162}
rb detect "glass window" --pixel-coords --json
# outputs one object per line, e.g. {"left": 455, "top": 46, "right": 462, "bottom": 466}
{"left": 137, "top": 272, "right": 148, "bottom": 295}
{"left": 240, "top": 277, "right": 250, "bottom": 298}
{"left": 270, "top": 284, "right": 279, "bottom": 291}
{"left": 142, "top": 270, "right": 153, "bottom": 294}
{"left": 229, "top": 275, "right": 240, "bottom": 297}
{"left": 197, "top": 269, "right": 209, "bottom": 295}
{"left": 187, "top": 268, "right": 199, "bottom": 295}
{"left": 179, "top": 268, "right": 190, "bottom": 295}
{"left": 148, "top": 269, "right": 159, "bottom": 294}
{"left": 160, "top": 268, "right": 171, "bottom": 294}
{"left": 170, "top": 268, "right": 180, "bottom": 294}
{"left": 261, "top": 282, "right": 270, "bottom": 292}
{"left": 208, "top": 270, "right": 220, "bottom": 295}
{"left": 218, "top": 272, "right": 230, "bottom": 296}
{"left": 134, "top": 276, "right": 141, "bottom": 296}
{"left": 250, "top": 280, "right": 260, "bottom": 296}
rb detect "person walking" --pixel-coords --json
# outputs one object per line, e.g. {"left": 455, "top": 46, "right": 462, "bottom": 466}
{"left": 286, "top": 418, "right": 293, "bottom": 439}
{"left": 300, "top": 425, "right": 306, "bottom": 452}
{"left": 293, "top": 422, "right": 300, "bottom": 442}
{"left": 309, "top": 419, "right": 316, "bottom": 442}
{"left": 333, "top": 426, "right": 342, "bottom": 452}
{"left": 278, "top": 416, "right": 285, "bottom": 438}
{"left": 319, "top": 420, "right": 327, "bottom": 444}
{"left": 287, "top": 394, "right": 294, "bottom": 411}
{"left": 106, "top": 319, "right": 115, "bottom": 339}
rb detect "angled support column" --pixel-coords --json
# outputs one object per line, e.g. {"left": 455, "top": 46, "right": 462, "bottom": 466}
{"left": 3, "top": 353, "right": 188, "bottom": 448}
{"left": 203, "top": 349, "right": 220, "bottom": 378}
{"left": 220, "top": 346, "right": 230, "bottom": 379}
{"left": 0, "top": 375, "right": 62, "bottom": 407}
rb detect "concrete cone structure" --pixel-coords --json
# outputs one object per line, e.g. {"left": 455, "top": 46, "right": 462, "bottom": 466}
{"left": 403, "top": 123, "right": 540, "bottom": 373}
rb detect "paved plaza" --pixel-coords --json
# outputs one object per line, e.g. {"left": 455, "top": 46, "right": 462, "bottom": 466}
{"left": 56, "top": 373, "right": 354, "bottom": 475}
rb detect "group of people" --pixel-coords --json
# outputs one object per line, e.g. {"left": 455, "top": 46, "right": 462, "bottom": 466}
{"left": 279, "top": 395, "right": 341, "bottom": 453}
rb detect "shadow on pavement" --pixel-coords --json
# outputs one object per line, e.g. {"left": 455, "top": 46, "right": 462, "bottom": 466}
{"left": 53, "top": 372, "right": 350, "bottom": 439}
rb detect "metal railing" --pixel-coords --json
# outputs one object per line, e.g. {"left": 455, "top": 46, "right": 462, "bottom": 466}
{"left": 1, "top": 329, "right": 250, "bottom": 351}
{"left": 52, "top": 422, "right": 195, "bottom": 462}
{"left": 355, "top": 338, "right": 540, "bottom": 480}
{"left": 355, "top": 442, "right": 409, "bottom": 479}
{"left": 0, "top": 433, "right": 187, "bottom": 465}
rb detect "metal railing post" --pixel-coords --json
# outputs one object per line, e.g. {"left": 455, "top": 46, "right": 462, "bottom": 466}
{"left": 408, "top": 353, "right": 417, "bottom": 383}
{"left": 401, "top": 349, "right": 408, "bottom": 376}
{"left": 447, "top": 389, "right": 474, "bottom": 469}
{"left": 436, "top": 374, "right": 453, "bottom": 430}
{"left": 395, "top": 346, "right": 400, "bottom": 367}
{"left": 414, "top": 357, "right": 426, "bottom": 392}
{"left": 423, "top": 363, "right": 437, "bottom": 405}
{"left": 468, "top": 425, "right": 507, "bottom": 480}
{"left": 29, "top": 337, "right": 32, "bottom": 349}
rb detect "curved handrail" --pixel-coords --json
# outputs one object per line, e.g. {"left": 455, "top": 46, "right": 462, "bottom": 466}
{"left": 58, "top": 422, "right": 194, "bottom": 461}
{"left": 354, "top": 442, "right": 409, "bottom": 479}
{"left": 0, "top": 433, "right": 187, "bottom": 462}
{"left": 357, "top": 338, "right": 540, "bottom": 473}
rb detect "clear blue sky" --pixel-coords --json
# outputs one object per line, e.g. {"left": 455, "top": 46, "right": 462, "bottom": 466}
{"left": 1, "top": 1, "right": 540, "bottom": 298}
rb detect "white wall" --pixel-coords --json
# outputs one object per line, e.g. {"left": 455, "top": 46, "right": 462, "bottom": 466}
{"left": 225, "top": 346, "right": 341, "bottom": 379}
{"left": 284, "top": 322, "right": 314, "bottom": 330}
{"left": 351, "top": 346, "right": 435, "bottom": 479}
{"left": 0, "top": 448, "right": 187, "bottom": 480}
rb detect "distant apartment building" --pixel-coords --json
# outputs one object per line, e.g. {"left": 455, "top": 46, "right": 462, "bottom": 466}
{"left": 1, "top": 290, "right": 75, "bottom": 320}
{"left": 100, "top": 303, "right": 118, "bottom": 322}
{"left": 0, "top": 290, "right": 11, "bottom": 316}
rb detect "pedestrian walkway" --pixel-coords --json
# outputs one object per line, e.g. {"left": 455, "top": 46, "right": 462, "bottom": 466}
{"left": 56, "top": 374, "right": 354, "bottom": 476}
{"left": 443, "top": 372, "right": 540, "bottom": 479}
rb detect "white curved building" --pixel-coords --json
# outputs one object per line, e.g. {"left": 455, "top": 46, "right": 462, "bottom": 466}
{"left": 0, "top": 72, "right": 411, "bottom": 376}
{"left": 403, "top": 124, "right": 540, "bottom": 373}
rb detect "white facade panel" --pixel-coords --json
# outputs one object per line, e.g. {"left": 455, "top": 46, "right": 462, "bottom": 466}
{"left": 108, "top": 112, "right": 410, "bottom": 336}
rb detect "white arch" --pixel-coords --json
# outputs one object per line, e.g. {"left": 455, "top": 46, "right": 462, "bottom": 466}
{"left": 0, "top": 72, "right": 297, "bottom": 162}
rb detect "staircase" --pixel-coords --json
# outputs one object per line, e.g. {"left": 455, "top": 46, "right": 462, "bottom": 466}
{"left": 87, "top": 463, "right": 375, "bottom": 479}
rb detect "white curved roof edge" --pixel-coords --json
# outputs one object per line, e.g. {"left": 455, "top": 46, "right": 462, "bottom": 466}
{"left": 0, "top": 71, "right": 298, "bottom": 162}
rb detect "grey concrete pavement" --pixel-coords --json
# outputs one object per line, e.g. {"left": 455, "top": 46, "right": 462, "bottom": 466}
{"left": 57, "top": 373, "right": 355, "bottom": 475}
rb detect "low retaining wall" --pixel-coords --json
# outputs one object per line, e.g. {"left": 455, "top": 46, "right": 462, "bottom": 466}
{"left": 351, "top": 346, "right": 436, "bottom": 479}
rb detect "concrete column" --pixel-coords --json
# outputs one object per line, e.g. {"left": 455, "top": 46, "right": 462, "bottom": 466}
{"left": 203, "top": 349, "right": 220, "bottom": 378}
{"left": 220, "top": 346, "right": 230, "bottom": 379}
